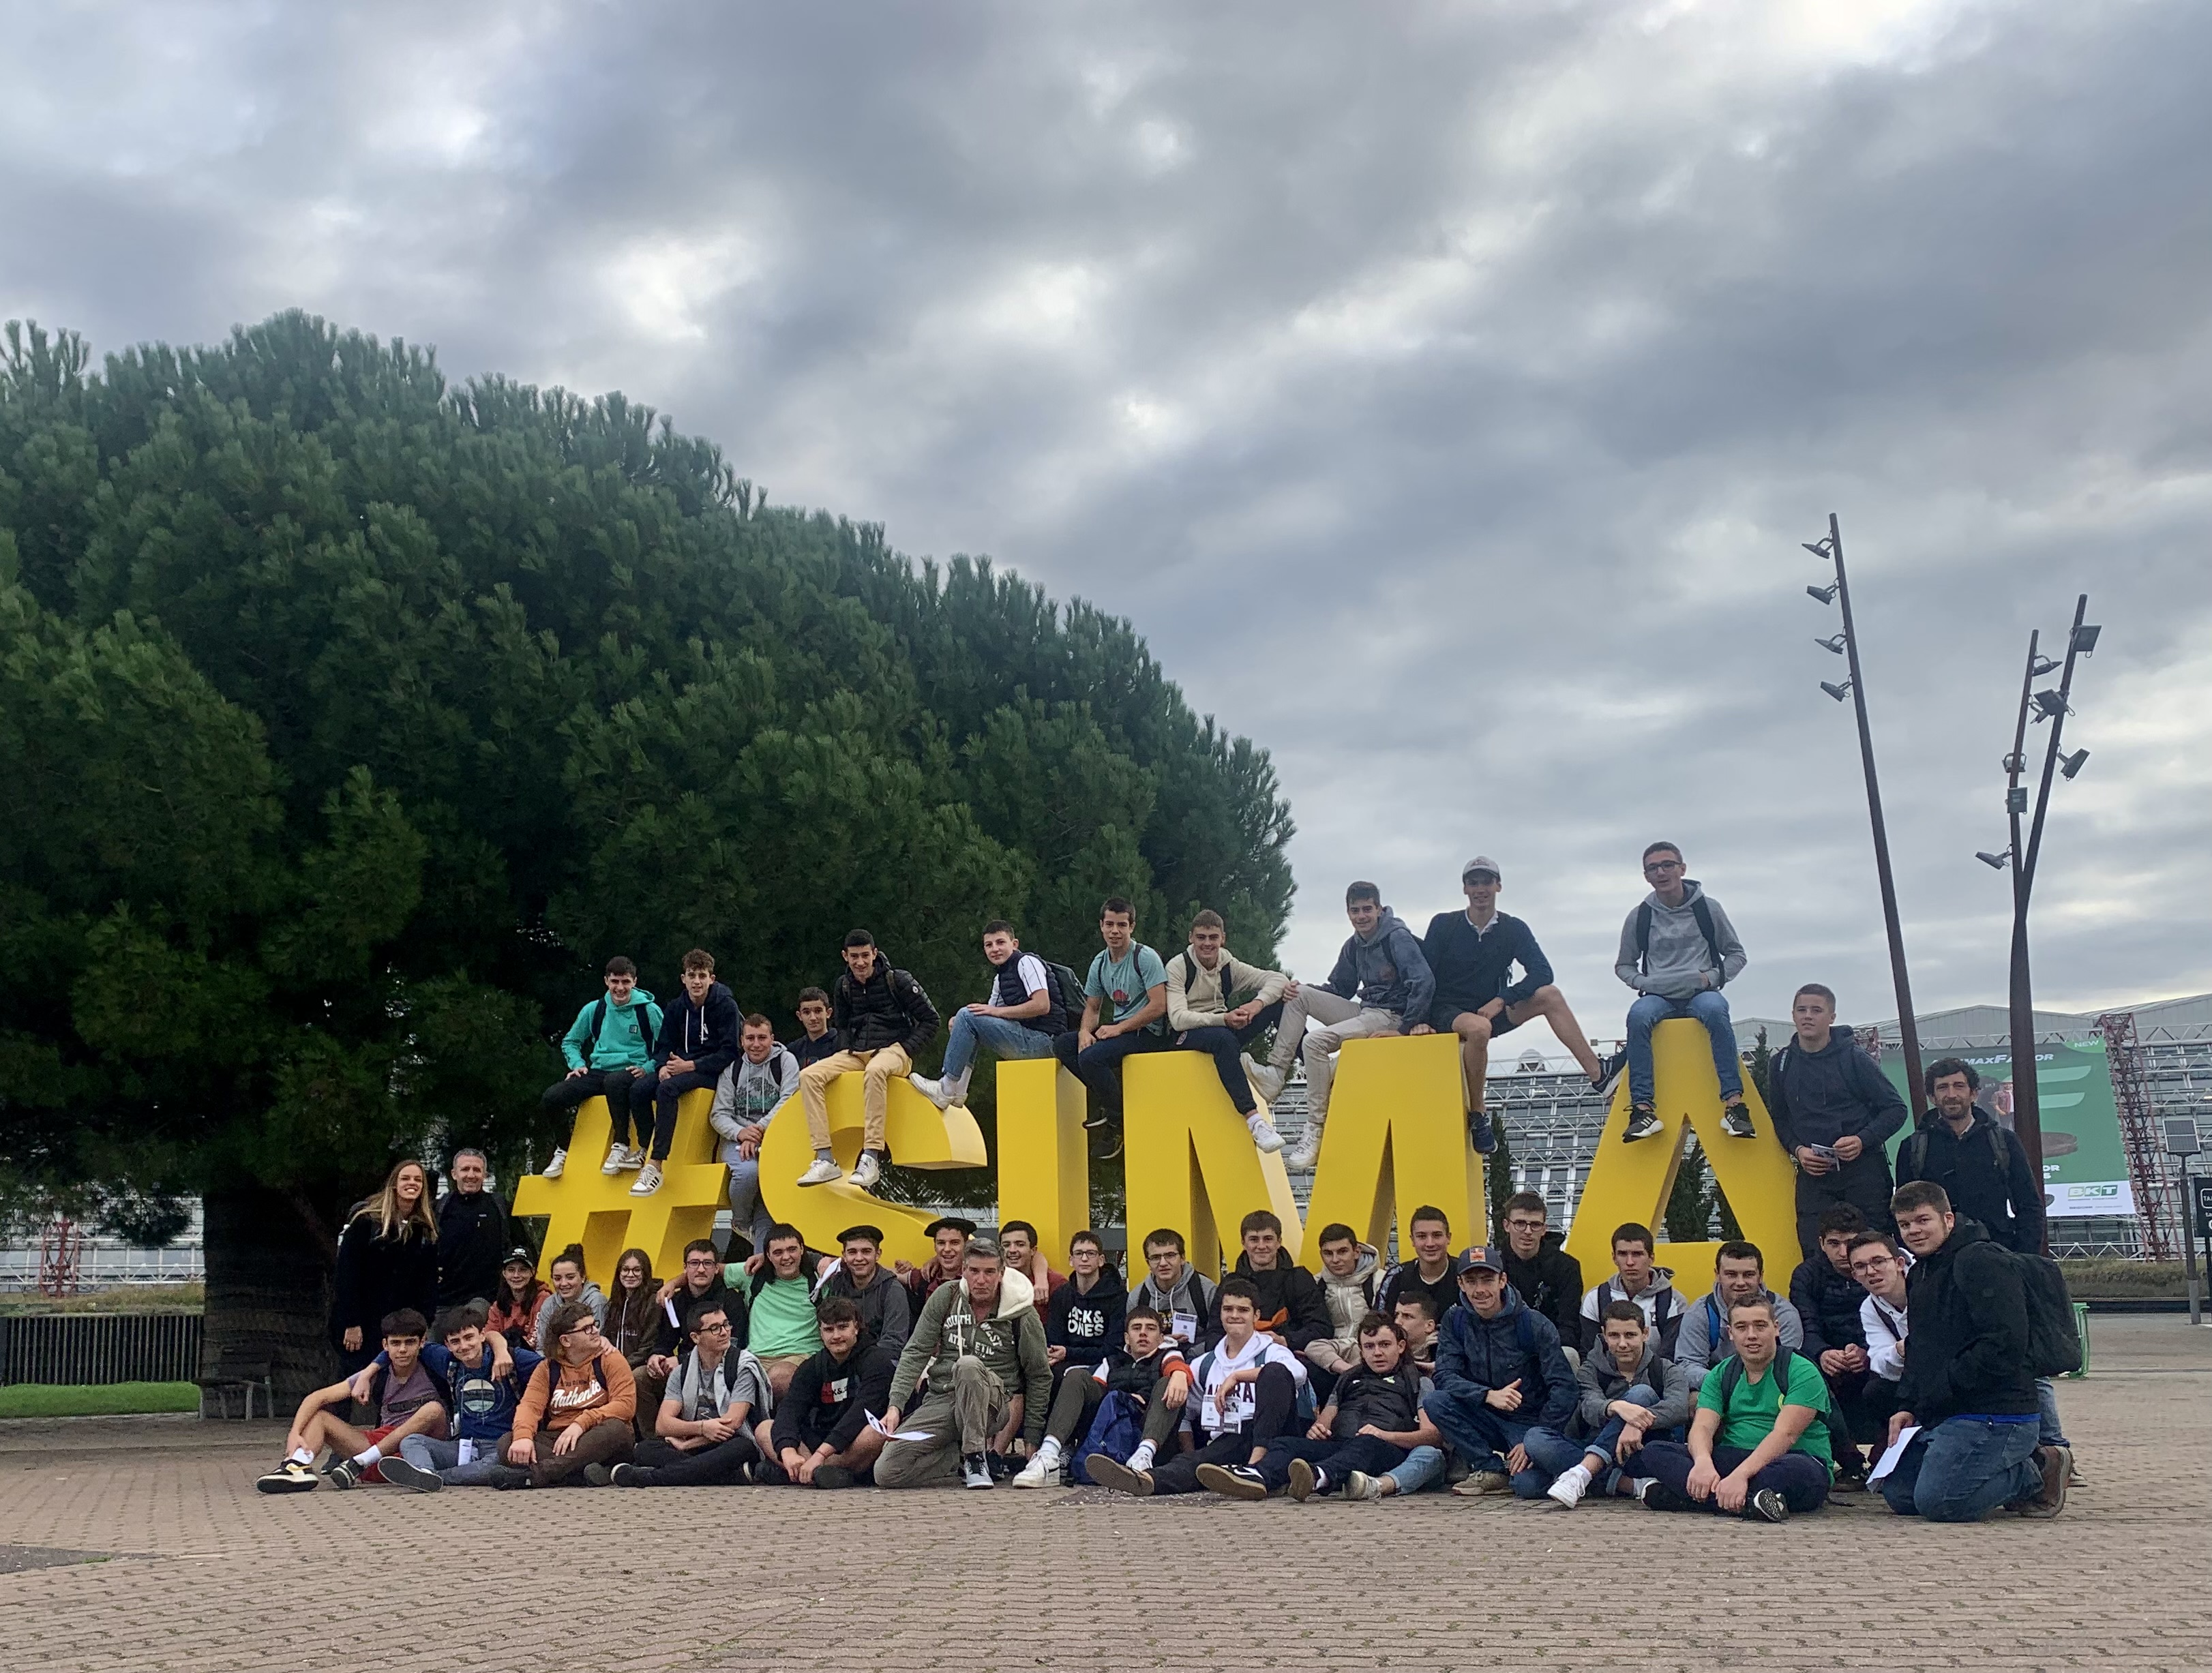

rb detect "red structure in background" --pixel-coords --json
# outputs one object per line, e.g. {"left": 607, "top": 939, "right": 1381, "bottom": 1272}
{"left": 2100, "top": 1010, "right": 2179, "bottom": 1261}
{"left": 38, "top": 1216, "right": 83, "bottom": 1297}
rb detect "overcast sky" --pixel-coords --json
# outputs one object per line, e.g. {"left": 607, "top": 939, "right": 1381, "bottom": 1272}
{"left": 5, "top": 0, "right": 2207, "bottom": 1052}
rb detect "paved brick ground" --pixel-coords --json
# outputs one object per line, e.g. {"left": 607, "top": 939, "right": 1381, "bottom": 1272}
{"left": 1, "top": 1316, "right": 2207, "bottom": 1672}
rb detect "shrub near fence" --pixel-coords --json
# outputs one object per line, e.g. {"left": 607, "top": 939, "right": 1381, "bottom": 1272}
{"left": 0, "top": 1312, "right": 205, "bottom": 1386}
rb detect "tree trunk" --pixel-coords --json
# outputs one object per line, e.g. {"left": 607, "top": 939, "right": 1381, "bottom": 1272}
{"left": 203, "top": 1185, "right": 340, "bottom": 1406}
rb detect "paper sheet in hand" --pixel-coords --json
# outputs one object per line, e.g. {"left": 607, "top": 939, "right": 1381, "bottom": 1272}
{"left": 889, "top": 1428, "right": 934, "bottom": 1442}
{"left": 1866, "top": 1426, "right": 1920, "bottom": 1483}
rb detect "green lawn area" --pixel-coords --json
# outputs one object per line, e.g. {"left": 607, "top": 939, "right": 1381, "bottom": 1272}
{"left": 0, "top": 1381, "right": 200, "bottom": 1418}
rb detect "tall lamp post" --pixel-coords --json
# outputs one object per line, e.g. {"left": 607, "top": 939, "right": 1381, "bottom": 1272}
{"left": 1977, "top": 594, "right": 2098, "bottom": 1207}
{"left": 1802, "top": 513, "right": 1924, "bottom": 1105}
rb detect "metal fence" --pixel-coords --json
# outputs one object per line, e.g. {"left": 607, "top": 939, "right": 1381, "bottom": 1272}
{"left": 0, "top": 1312, "right": 205, "bottom": 1385}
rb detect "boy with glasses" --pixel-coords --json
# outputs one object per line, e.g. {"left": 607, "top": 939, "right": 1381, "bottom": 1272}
{"left": 1496, "top": 1192, "right": 1584, "bottom": 1348}
{"left": 1847, "top": 1232, "right": 1909, "bottom": 1387}
{"left": 1612, "top": 843, "right": 1750, "bottom": 1143}
{"left": 607, "top": 1299, "right": 774, "bottom": 1487}
{"left": 490, "top": 1300, "right": 636, "bottom": 1488}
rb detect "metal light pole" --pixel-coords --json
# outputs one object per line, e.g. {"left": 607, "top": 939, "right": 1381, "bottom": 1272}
{"left": 1803, "top": 513, "right": 1924, "bottom": 1104}
{"left": 1982, "top": 593, "right": 2097, "bottom": 1235}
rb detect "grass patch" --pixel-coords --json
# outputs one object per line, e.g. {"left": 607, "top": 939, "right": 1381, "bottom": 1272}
{"left": 0, "top": 1284, "right": 203, "bottom": 1316}
{"left": 0, "top": 1381, "right": 200, "bottom": 1418}
{"left": 2059, "top": 1258, "right": 2189, "bottom": 1299}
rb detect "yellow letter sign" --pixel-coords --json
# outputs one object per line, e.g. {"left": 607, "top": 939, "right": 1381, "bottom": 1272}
{"left": 512, "top": 1089, "right": 729, "bottom": 1281}
{"left": 1562, "top": 1018, "right": 1798, "bottom": 1281}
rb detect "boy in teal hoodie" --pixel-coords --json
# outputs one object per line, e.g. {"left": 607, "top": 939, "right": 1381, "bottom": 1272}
{"left": 539, "top": 956, "right": 664, "bottom": 1179}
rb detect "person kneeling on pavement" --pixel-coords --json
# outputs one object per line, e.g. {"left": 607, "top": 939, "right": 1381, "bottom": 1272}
{"left": 1418, "top": 1245, "right": 1583, "bottom": 1500}
{"left": 1634, "top": 1295, "right": 1833, "bottom": 1523}
{"left": 1877, "top": 1181, "right": 2068, "bottom": 1522}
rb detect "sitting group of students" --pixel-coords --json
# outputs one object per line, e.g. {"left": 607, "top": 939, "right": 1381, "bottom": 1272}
{"left": 261, "top": 1171, "right": 2073, "bottom": 1526}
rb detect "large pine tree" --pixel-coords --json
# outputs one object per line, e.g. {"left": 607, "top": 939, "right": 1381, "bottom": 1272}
{"left": 0, "top": 312, "right": 1294, "bottom": 1395}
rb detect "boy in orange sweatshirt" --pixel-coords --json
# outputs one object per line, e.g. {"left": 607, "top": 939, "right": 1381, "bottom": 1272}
{"left": 492, "top": 1299, "right": 637, "bottom": 1488}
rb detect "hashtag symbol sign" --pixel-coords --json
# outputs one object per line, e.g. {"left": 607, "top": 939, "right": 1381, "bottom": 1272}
{"left": 512, "top": 1089, "right": 728, "bottom": 1280}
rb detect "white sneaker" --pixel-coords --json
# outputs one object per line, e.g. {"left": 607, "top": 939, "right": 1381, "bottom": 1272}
{"left": 941, "top": 1070, "right": 971, "bottom": 1109}
{"left": 543, "top": 1147, "right": 566, "bottom": 1180}
{"left": 1248, "top": 1115, "right": 1285, "bottom": 1154}
{"left": 910, "top": 1074, "right": 950, "bottom": 1110}
{"left": 796, "top": 1158, "right": 843, "bottom": 1188}
{"left": 1013, "top": 1449, "right": 1056, "bottom": 1488}
{"left": 1546, "top": 1464, "right": 1591, "bottom": 1509}
{"left": 1242, "top": 1055, "right": 1285, "bottom": 1106}
{"left": 851, "top": 1151, "right": 882, "bottom": 1190}
{"left": 1343, "top": 1469, "right": 1385, "bottom": 1502}
{"left": 628, "top": 1161, "right": 663, "bottom": 1196}
{"left": 600, "top": 1144, "right": 629, "bottom": 1175}
{"left": 1283, "top": 1125, "right": 1323, "bottom": 1170}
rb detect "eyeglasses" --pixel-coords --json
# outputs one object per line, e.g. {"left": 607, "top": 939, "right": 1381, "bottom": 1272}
{"left": 1504, "top": 1218, "right": 1546, "bottom": 1232}
{"left": 1644, "top": 860, "right": 1684, "bottom": 873}
{"left": 561, "top": 1324, "right": 600, "bottom": 1340}
{"left": 695, "top": 1319, "right": 733, "bottom": 1334}
{"left": 1851, "top": 1256, "right": 1897, "bottom": 1273}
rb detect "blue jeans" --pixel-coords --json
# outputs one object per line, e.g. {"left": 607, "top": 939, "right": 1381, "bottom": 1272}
{"left": 2035, "top": 1378, "right": 2067, "bottom": 1447}
{"left": 1422, "top": 1391, "right": 1586, "bottom": 1498}
{"left": 1576, "top": 1381, "right": 1663, "bottom": 1492}
{"left": 1626, "top": 991, "right": 1742, "bottom": 1105}
{"left": 1051, "top": 1027, "right": 1171, "bottom": 1114}
{"left": 1640, "top": 1438, "right": 1831, "bottom": 1514}
{"left": 1255, "top": 1432, "right": 1408, "bottom": 1494}
{"left": 721, "top": 1145, "right": 774, "bottom": 1254}
{"left": 398, "top": 1432, "right": 511, "bottom": 1486}
{"left": 1879, "top": 1416, "right": 2041, "bottom": 1522}
{"left": 941, "top": 1012, "right": 1059, "bottom": 1081}
{"left": 1176, "top": 1001, "right": 1283, "bottom": 1115}
{"left": 1386, "top": 1444, "right": 1445, "bottom": 1495}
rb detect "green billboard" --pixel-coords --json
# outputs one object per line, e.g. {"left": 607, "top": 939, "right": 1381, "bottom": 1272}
{"left": 1881, "top": 1038, "right": 2131, "bottom": 1219}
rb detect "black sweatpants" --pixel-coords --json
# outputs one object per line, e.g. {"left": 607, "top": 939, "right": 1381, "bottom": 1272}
{"left": 1795, "top": 1151, "right": 1897, "bottom": 1258}
{"left": 1148, "top": 1362, "right": 1299, "bottom": 1496}
{"left": 631, "top": 1432, "right": 760, "bottom": 1486}
{"left": 541, "top": 1070, "right": 647, "bottom": 1149}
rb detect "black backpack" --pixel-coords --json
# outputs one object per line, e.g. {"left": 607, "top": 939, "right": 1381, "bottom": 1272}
{"left": 1037, "top": 961, "right": 1083, "bottom": 1029}
{"left": 1898, "top": 1121, "right": 2012, "bottom": 1185}
{"left": 1995, "top": 1247, "right": 2082, "bottom": 1377}
{"left": 1714, "top": 1347, "right": 1856, "bottom": 1467}
{"left": 1634, "top": 896, "right": 1724, "bottom": 986}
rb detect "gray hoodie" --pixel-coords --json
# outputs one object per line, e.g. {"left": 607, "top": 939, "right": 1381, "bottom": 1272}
{"left": 1321, "top": 906, "right": 1434, "bottom": 1023}
{"left": 1574, "top": 1339, "right": 1692, "bottom": 1436}
{"left": 1673, "top": 1284, "right": 1804, "bottom": 1389}
{"left": 708, "top": 1044, "right": 799, "bottom": 1141}
{"left": 1613, "top": 880, "right": 1747, "bottom": 999}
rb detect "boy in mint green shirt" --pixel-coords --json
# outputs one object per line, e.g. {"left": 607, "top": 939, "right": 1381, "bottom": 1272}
{"left": 1628, "top": 1294, "right": 1834, "bottom": 1522}
{"left": 1051, "top": 896, "right": 1171, "bottom": 1139}
{"left": 747, "top": 1225, "right": 824, "bottom": 1398}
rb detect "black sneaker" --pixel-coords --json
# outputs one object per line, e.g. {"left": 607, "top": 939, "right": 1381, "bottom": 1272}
{"left": 1623, "top": 1104, "right": 1662, "bottom": 1142}
{"left": 1594, "top": 1051, "right": 1627, "bottom": 1098}
{"left": 608, "top": 1463, "right": 650, "bottom": 1488}
{"left": 1643, "top": 1481, "right": 1697, "bottom": 1513}
{"left": 1467, "top": 1111, "right": 1497, "bottom": 1156}
{"left": 323, "top": 1458, "right": 363, "bottom": 1490}
{"left": 962, "top": 1452, "right": 994, "bottom": 1490}
{"left": 811, "top": 1464, "right": 856, "bottom": 1490}
{"left": 486, "top": 1464, "right": 533, "bottom": 1490}
{"left": 1196, "top": 1462, "right": 1269, "bottom": 1501}
{"left": 1746, "top": 1487, "right": 1789, "bottom": 1523}
{"left": 582, "top": 1462, "right": 614, "bottom": 1487}
{"left": 1720, "top": 1102, "right": 1756, "bottom": 1139}
{"left": 256, "top": 1458, "right": 320, "bottom": 1495}
{"left": 1085, "top": 1456, "right": 1154, "bottom": 1497}
{"left": 378, "top": 1456, "right": 442, "bottom": 1494}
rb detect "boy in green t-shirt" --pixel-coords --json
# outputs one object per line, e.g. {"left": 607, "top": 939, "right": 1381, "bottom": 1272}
{"left": 1631, "top": 1294, "right": 1832, "bottom": 1522}
{"left": 746, "top": 1225, "right": 824, "bottom": 1398}
{"left": 1051, "top": 896, "right": 1173, "bottom": 1141}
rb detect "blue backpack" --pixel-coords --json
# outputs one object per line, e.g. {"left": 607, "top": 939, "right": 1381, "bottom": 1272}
{"left": 1072, "top": 1390, "right": 1148, "bottom": 1486}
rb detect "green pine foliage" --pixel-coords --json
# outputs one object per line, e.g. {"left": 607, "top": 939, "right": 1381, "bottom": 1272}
{"left": 0, "top": 312, "right": 1294, "bottom": 1237}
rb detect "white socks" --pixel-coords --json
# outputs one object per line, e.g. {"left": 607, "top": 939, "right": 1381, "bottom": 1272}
{"left": 351, "top": 1445, "right": 383, "bottom": 1468}
{"left": 289, "top": 1447, "right": 314, "bottom": 1465}
{"left": 1126, "top": 1440, "right": 1156, "bottom": 1473}
{"left": 1032, "top": 1438, "right": 1063, "bottom": 1469}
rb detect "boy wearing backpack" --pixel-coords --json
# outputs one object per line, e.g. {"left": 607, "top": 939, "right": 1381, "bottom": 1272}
{"left": 1879, "top": 1181, "right": 2069, "bottom": 1522}
{"left": 1895, "top": 1058, "right": 2045, "bottom": 1255}
{"left": 539, "top": 956, "right": 665, "bottom": 1181}
{"left": 710, "top": 1014, "right": 800, "bottom": 1256}
{"left": 1051, "top": 897, "right": 1173, "bottom": 1136}
{"left": 1012, "top": 1305, "right": 1191, "bottom": 1487}
{"left": 1418, "top": 1246, "right": 1583, "bottom": 1499}
{"left": 1636, "top": 1294, "right": 1834, "bottom": 1522}
{"left": 1672, "top": 1241, "right": 1804, "bottom": 1391}
{"left": 1766, "top": 984, "right": 1907, "bottom": 1256}
{"left": 1611, "top": 843, "right": 1750, "bottom": 1143}
{"left": 1164, "top": 909, "right": 1291, "bottom": 1156}
{"left": 912, "top": 920, "right": 1071, "bottom": 1111}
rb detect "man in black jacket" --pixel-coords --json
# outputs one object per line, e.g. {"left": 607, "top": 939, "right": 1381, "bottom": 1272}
{"left": 1767, "top": 985, "right": 1907, "bottom": 1256}
{"left": 1877, "top": 1181, "right": 2066, "bottom": 1522}
{"left": 1497, "top": 1191, "right": 1584, "bottom": 1350}
{"left": 794, "top": 931, "right": 942, "bottom": 1192}
{"left": 760, "top": 1298, "right": 893, "bottom": 1488}
{"left": 1787, "top": 1203, "right": 1887, "bottom": 1483}
{"left": 1895, "top": 1058, "right": 2046, "bottom": 1254}
{"left": 1209, "top": 1211, "right": 1330, "bottom": 1355}
{"left": 435, "top": 1149, "right": 509, "bottom": 1309}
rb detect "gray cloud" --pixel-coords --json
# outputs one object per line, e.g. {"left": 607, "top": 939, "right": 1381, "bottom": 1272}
{"left": 3, "top": 0, "right": 2206, "bottom": 1049}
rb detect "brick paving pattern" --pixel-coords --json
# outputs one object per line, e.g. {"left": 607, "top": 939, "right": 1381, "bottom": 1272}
{"left": 1, "top": 1316, "right": 2207, "bottom": 1672}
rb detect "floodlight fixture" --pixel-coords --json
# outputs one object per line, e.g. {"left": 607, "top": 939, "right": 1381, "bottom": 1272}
{"left": 1807, "top": 583, "right": 1838, "bottom": 604}
{"left": 2007, "top": 786, "right": 2028, "bottom": 813}
{"left": 1816, "top": 633, "right": 1847, "bottom": 654}
{"left": 2072, "top": 624, "right": 2102, "bottom": 656}
{"left": 1821, "top": 680, "right": 1853, "bottom": 703}
{"left": 2031, "top": 687, "right": 2070, "bottom": 722}
{"left": 2059, "top": 748, "right": 2090, "bottom": 781}
{"left": 2029, "top": 654, "right": 2059, "bottom": 677}
{"left": 1975, "top": 848, "right": 2012, "bottom": 870}
{"left": 1802, "top": 537, "right": 1836, "bottom": 560}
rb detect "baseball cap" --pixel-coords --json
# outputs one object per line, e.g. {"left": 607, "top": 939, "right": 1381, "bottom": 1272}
{"left": 500, "top": 1246, "right": 535, "bottom": 1267}
{"left": 1461, "top": 856, "right": 1502, "bottom": 882}
{"left": 1458, "top": 1244, "right": 1506, "bottom": 1276}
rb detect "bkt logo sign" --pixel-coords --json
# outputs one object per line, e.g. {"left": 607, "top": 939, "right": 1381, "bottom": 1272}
{"left": 2063, "top": 1183, "right": 2121, "bottom": 1203}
